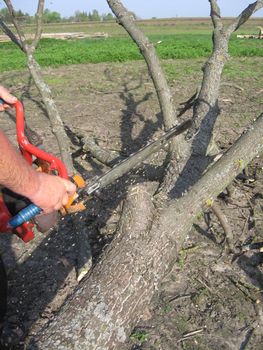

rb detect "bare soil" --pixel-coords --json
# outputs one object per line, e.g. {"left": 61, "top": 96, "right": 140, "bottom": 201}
{"left": 0, "top": 58, "right": 263, "bottom": 349}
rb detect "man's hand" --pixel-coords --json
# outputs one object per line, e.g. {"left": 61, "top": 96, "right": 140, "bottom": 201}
{"left": 27, "top": 172, "right": 76, "bottom": 214}
{"left": 0, "top": 86, "right": 76, "bottom": 214}
{"left": 0, "top": 86, "right": 17, "bottom": 111}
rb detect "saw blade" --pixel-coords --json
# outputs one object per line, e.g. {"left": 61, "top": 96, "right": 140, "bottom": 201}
{"left": 83, "top": 119, "right": 192, "bottom": 196}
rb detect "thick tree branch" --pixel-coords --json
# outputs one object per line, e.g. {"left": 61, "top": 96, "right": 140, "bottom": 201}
{"left": 3, "top": 0, "right": 28, "bottom": 50}
{"left": 107, "top": 0, "right": 177, "bottom": 130}
{"left": 30, "top": 0, "right": 45, "bottom": 52}
{"left": 0, "top": 18, "right": 23, "bottom": 50}
{"left": 27, "top": 55, "right": 74, "bottom": 174}
{"left": 227, "top": 0, "right": 263, "bottom": 35}
{"left": 192, "top": 0, "right": 263, "bottom": 157}
{"left": 209, "top": 0, "right": 223, "bottom": 29}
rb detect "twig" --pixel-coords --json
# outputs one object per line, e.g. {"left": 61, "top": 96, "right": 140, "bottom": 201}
{"left": 239, "top": 326, "right": 254, "bottom": 350}
{"left": 227, "top": 276, "right": 257, "bottom": 303}
{"left": 178, "top": 328, "right": 204, "bottom": 342}
{"left": 177, "top": 87, "right": 200, "bottom": 118}
{"left": 221, "top": 82, "right": 244, "bottom": 92}
{"left": 167, "top": 294, "right": 192, "bottom": 303}
{"left": 211, "top": 202, "right": 234, "bottom": 251}
{"left": 3, "top": 0, "right": 28, "bottom": 50}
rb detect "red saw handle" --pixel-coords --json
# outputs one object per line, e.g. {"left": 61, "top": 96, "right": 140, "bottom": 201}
{"left": 14, "top": 100, "right": 68, "bottom": 178}
{"left": 8, "top": 100, "right": 69, "bottom": 230}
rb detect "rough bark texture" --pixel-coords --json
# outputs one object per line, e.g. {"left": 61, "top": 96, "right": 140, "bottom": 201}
{"left": 32, "top": 113, "right": 263, "bottom": 349}
{"left": 30, "top": 181, "right": 158, "bottom": 349}
{"left": 26, "top": 54, "right": 74, "bottom": 175}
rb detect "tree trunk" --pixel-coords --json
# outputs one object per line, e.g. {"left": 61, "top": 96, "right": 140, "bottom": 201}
{"left": 30, "top": 113, "right": 263, "bottom": 349}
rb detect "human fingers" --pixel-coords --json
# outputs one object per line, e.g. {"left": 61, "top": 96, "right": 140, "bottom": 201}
{"left": 0, "top": 86, "right": 17, "bottom": 105}
{"left": 60, "top": 178, "right": 77, "bottom": 197}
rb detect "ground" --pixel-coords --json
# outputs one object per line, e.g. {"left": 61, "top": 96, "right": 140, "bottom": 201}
{"left": 0, "top": 57, "right": 262, "bottom": 349}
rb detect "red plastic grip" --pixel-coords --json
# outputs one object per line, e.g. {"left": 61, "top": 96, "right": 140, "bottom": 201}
{"left": 14, "top": 100, "right": 68, "bottom": 179}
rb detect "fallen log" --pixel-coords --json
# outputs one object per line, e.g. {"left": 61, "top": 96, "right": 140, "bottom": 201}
{"left": 30, "top": 113, "right": 263, "bottom": 349}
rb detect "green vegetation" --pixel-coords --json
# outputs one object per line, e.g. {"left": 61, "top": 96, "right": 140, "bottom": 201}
{"left": 130, "top": 329, "right": 149, "bottom": 344}
{"left": 0, "top": 18, "right": 262, "bottom": 72}
{"left": 0, "top": 33, "right": 262, "bottom": 72}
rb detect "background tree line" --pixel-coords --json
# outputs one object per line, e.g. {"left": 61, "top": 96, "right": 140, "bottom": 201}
{"left": 0, "top": 7, "right": 115, "bottom": 24}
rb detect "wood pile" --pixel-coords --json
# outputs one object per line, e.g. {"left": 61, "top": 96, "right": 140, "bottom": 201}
{"left": 0, "top": 32, "right": 109, "bottom": 42}
{"left": 237, "top": 34, "right": 263, "bottom": 39}
{"left": 237, "top": 26, "right": 263, "bottom": 39}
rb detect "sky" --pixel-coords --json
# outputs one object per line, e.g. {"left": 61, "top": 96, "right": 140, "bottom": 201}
{"left": 0, "top": 0, "right": 263, "bottom": 19}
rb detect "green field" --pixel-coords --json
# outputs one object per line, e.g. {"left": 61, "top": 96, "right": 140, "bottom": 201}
{"left": 0, "top": 18, "right": 262, "bottom": 72}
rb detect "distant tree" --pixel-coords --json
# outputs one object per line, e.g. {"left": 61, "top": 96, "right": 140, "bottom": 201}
{"left": 102, "top": 12, "right": 114, "bottom": 21}
{"left": 43, "top": 8, "right": 61, "bottom": 23}
{"left": 88, "top": 9, "right": 101, "bottom": 21}
{"left": 0, "top": 7, "right": 12, "bottom": 22}
{"left": 23, "top": 12, "right": 35, "bottom": 24}
{"left": 74, "top": 10, "right": 88, "bottom": 22}
{"left": 15, "top": 9, "right": 35, "bottom": 24}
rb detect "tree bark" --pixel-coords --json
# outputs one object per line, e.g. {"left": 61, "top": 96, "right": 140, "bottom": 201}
{"left": 26, "top": 54, "right": 74, "bottom": 175}
{"left": 31, "top": 113, "right": 263, "bottom": 349}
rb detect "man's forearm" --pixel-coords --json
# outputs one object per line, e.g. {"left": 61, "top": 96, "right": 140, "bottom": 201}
{"left": 0, "top": 129, "right": 39, "bottom": 198}
{"left": 0, "top": 87, "right": 76, "bottom": 213}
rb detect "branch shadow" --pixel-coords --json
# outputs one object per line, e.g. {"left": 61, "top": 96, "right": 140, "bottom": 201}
{"left": 237, "top": 253, "right": 263, "bottom": 296}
